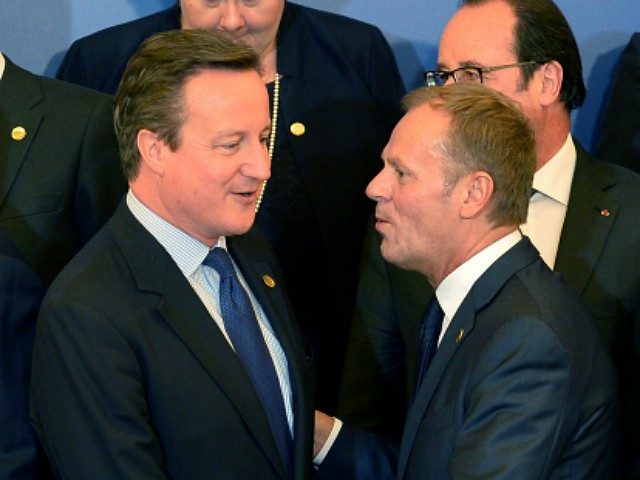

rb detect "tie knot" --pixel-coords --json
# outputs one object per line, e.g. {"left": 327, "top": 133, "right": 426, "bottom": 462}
{"left": 203, "top": 247, "right": 235, "bottom": 278}
{"left": 423, "top": 295, "right": 444, "bottom": 330}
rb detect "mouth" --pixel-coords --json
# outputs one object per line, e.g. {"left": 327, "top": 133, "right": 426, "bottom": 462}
{"left": 232, "top": 188, "right": 259, "bottom": 204}
{"left": 374, "top": 215, "right": 391, "bottom": 233}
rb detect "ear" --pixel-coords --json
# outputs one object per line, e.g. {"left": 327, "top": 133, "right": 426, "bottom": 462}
{"left": 459, "top": 171, "right": 494, "bottom": 219}
{"left": 538, "top": 60, "right": 563, "bottom": 107}
{"left": 136, "top": 129, "right": 166, "bottom": 176}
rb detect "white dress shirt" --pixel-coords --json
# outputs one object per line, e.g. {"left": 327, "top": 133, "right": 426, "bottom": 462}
{"left": 520, "top": 134, "right": 576, "bottom": 268}
{"left": 435, "top": 230, "right": 523, "bottom": 344}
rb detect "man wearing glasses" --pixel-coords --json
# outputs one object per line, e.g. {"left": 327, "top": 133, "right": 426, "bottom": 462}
{"left": 339, "top": 0, "right": 640, "bottom": 476}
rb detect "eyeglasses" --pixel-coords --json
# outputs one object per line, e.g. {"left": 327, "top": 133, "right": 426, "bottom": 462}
{"left": 423, "top": 61, "right": 545, "bottom": 87}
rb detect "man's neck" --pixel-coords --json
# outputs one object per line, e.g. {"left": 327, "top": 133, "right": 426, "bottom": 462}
{"left": 535, "top": 108, "right": 571, "bottom": 170}
{"left": 429, "top": 224, "right": 518, "bottom": 288}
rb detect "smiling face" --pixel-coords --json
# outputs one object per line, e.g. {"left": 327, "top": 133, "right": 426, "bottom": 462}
{"left": 366, "top": 104, "right": 463, "bottom": 283}
{"left": 180, "top": 0, "right": 284, "bottom": 58}
{"left": 141, "top": 68, "right": 271, "bottom": 246}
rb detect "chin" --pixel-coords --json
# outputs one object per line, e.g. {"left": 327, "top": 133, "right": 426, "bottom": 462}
{"left": 379, "top": 242, "right": 398, "bottom": 264}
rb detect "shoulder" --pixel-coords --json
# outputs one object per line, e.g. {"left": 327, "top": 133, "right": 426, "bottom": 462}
{"left": 283, "top": 2, "right": 390, "bottom": 49}
{"left": 286, "top": 2, "right": 382, "bottom": 32}
{"left": 36, "top": 74, "right": 113, "bottom": 106}
{"left": 576, "top": 142, "right": 640, "bottom": 195}
{"left": 66, "top": 6, "right": 178, "bottom": 50}
{"left": 43, "top": 218, "right": 128, "bottom": 311}
{"left": 473, "top": 259, "right": 608, "bottom": 367}
{"left": 627, "top": 32, "right": 640, "bottom": 52}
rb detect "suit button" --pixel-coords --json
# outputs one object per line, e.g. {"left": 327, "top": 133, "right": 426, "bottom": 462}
{"left": 290, "top": 122, "right": 305, "bottom": 136}
{"left": 11, "top": 126, "right": 27, "bottom": 141}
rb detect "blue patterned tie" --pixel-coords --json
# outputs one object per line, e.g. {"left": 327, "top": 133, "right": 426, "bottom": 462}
{"left": 415, "top": 295, "right": 444, "bottom": 392}
{"left": 203, "top": 247, "right": 293, "bottom": 475}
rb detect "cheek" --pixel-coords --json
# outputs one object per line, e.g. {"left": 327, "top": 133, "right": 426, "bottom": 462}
{"left": 184, "top": 9, "right": 220, "bottom": 30}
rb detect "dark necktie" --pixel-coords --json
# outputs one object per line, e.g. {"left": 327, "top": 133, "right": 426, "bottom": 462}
{"left": 203, "top": 247, "right": 293, "bottom": 475}
{"left": 415, "top": 295, "right": 444, "bottom": 392}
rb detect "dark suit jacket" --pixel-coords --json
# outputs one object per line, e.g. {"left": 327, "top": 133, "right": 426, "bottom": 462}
{"left": 30, "top": 203, "right": 314, "bottom": 480}
{"left": 57, "top": 1, "right": 405, "bottom": 411}
{"left": 597, "top": 33, "right": 640, "bottom": 173}
{"left": 0, "top": 231, "right": 49, "bottom": 479}
{"left": 339, "top": 143, "right": 640, "bottom": 474}
{"left": 0, "top": 56, "right": 125, "bottom": 285}
{"left": 325, "top": 238, "right": 619, "bottom": 479}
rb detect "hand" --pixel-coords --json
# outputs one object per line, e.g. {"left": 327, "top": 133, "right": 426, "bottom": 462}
{"left": 314, "top": 410, "right": 335, "bottom": 457}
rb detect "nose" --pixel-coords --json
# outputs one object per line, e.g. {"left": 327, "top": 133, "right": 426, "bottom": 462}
{"left": 365, "top": 169, "right": 390, "bottom": 203}
{"left": 219, "top": 2, "right": 245, "bottom": 31}
{"left": 245, "top": 143, "right": 271, "bottom": 182}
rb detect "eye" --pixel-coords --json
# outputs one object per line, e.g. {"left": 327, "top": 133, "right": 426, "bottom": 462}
{"left": 259, "top": 135, "right": 270, "bottom": 146}
{"left": 460, "top": 68, "right": 481, "bottom": 82}
{"left": 216, "top": 142, "right": 240, "bottom": 152}
{"left": 393, "top": 165, "right": 407, "bottom": 179}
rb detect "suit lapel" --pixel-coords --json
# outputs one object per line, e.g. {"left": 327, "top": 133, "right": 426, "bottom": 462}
{"left": 229, "top": 233, "right": 310, "bottom": 477}
{"left": 555, "top": 145, "right": 618, "bottom": 294}
{"left": 111, "top": 206, "right": 289, "bottom": 479}
{"left": 0, "top": 58, "right": 45, "bottom": 210}
{"left": 396, "top": 239, "right": 540, "bottom": 478}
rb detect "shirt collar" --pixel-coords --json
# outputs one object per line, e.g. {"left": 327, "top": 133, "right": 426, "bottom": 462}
{"left": 531, "top": 134, "right": 576, "bottom": 206}
{"left": 436, "top": 230, "right": 522, "bottom": 322}
{"left": 126, "top": 190, "right": 226, "bottom": 277}
{"left": 0, "top": 52, "right": 5, "bottom": 80}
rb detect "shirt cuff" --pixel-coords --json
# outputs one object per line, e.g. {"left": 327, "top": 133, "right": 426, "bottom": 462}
{"left": 313, "top": 417, "right": 343, "bottom": 465}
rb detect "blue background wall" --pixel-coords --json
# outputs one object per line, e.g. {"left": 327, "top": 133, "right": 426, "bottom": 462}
{"left": 1, "top": 0, "right": 639, "bottom": 151}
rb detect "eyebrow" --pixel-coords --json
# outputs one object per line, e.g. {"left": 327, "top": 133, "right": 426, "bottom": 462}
{"left": 436, "top": 59, "right": 483, "bottom": 70}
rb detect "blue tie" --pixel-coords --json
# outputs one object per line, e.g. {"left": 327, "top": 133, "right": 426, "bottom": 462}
{"left": 415, "top": 295, "right": 444, "bottom": 392}
{"left": 203, "top": 247, "right": 293, "bottom": 476}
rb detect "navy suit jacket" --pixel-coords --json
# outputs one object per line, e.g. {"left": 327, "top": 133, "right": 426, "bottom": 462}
{"left": 339, "top": 143, "right": 640, "bottom": 475}
{"left": 597, "top": 33, "right": 640, "bottom": 173}
{"left": 57, "top": 1, "right": 405, "bottom": 410}
{"left": 324, "top": 238, "right": 619, "bottom": 479}
{"left": 30, "top": 202, "right": 314, "bottom": 480}
{"left": 0, "top": 56, "right": 125, "bottom": 285}
{"left": 0, "top": 231, "right": 49, "bottom": 479}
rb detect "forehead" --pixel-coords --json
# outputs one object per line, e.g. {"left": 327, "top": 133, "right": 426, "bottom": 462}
{"left": 439, "top": 0, "right": 517, "bottom": 66}
{"left": 182, "top": 68, "right": 269, "bottom": 121}
{"left": 386, "top": 103, "right": 450, "bottom": 157}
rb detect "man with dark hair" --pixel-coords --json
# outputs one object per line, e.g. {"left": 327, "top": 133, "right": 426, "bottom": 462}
{"left": 316, "top": 83, "right": 618, "bottom": 479}
{"left": 56, "top": 0, "right": 406, "bottom": 412}
{"left": 339, "top": 0, "right": 640, "bottom": 476}
{"left": 31, "top": 29, "right": 314, "bottom": 480}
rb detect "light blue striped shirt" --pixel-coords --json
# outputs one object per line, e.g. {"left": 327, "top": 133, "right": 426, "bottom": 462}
{"left": 126, "top": 191, "right": 293, "bottom": 433}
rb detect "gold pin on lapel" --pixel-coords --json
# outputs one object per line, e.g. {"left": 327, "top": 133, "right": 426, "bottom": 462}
{"left": 262, "top": 274, "right": 276, "bottom": 288}
{"left": 600, "top": 209, "right": 610, "bottom": 217}
{"left": 455, "top": 329, "right": 465, "bottom": 344}
{"left": 290, "top": 122, "right": 305, "bottom": 136}
{"left": 11, "top": 126, "right": 27, "bottom": 141}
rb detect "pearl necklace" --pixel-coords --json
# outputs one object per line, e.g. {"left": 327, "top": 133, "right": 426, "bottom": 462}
{"left": 255, "top": 73, "right": 281, "bottom": 213}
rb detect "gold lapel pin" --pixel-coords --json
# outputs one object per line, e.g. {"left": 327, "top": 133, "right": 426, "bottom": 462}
{"left": 455, "top": 329, "right": 465, "bottom": 344}
{"left": 11, "top": 126, "right": 27, "bottom": 141}
{"left": 262, "top": 274, "right": 276, "bottom": 288}
{"left": 600, "top": 209, "right": 610, "bottom": 217}
{"left": 290, "top": 122, "right": 305, "bottom": 136}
